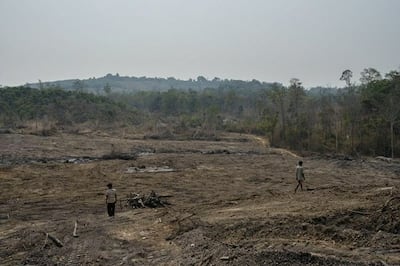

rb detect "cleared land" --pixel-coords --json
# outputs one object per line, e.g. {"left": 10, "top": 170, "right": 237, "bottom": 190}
{"left": 1, "top": 131, "right": 399, "bottom": 265}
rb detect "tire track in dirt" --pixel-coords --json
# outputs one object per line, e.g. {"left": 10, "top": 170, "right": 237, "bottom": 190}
{"left": 246, "top": 134, "right": 300, "bottom": 158}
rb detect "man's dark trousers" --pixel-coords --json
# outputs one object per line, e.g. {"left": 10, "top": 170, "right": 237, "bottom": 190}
{"left": 107, "top": 202, "right": 116, "bottom": 216}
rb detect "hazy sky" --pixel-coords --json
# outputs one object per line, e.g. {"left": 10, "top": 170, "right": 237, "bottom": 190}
{"left": 1, "top": 0, "right": 399, "bottom": 88}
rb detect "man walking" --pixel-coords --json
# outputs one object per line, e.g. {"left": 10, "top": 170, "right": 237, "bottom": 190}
{"left": 105, "top": 183, "right": 117, "bottom": 217}
{"left": 295, "top": 161, "right": 305, "bottom": 193}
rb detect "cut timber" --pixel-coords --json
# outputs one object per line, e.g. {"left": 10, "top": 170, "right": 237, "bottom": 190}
{"left": 73, "top": 220, "right": 79, "bottom": 237}
{"left": 43, "top": 232, "right": 63, "bottom": 247}
{"left": 350, "top": 210, "right": 371, "bottom": 215}
{"left": 376, "top": 187, "right": 395, "bottom": 196}
{"left": 376, "top": 187, "right": 394, "bottom": 191}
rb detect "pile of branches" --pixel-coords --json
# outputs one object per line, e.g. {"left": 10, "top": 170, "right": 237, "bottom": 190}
{"left": 372, "top": 196, "right": 400, "bottom": 233}
{"left": 125, "top": 190, "right": 170, "bottom": 209}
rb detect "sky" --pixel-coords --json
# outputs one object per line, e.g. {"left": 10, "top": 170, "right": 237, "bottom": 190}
{"left": 0, "top": 0, "right": 399, "bottom": 88}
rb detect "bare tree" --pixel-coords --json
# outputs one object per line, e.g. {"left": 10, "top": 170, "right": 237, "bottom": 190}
{"left": 340, "top": 69, "right": 353, "bottom": 87}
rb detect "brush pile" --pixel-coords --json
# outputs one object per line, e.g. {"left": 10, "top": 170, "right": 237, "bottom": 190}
{"left": 126, "top": 190, "right": 171, "bottom": 209}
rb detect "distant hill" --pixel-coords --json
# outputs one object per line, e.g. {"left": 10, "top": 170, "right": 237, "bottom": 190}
{"left": 25, "top": 74, "right": 275, "bottom": 94}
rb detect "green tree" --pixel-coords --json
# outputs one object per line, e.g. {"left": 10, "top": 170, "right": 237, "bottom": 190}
{"left": 72, "top": 80, "right": 85, "bottom": 92}
{"left": 268, "top": 83, "right": 287, "bottom": 143}
{"left": 103, "top": 83, "right": 112, "bottom": 94}
{"left": 362, "top": 73, "right": 400, "bottom": 157}
{"left": 360, "top": 68, "right": 381, "bottom": 85}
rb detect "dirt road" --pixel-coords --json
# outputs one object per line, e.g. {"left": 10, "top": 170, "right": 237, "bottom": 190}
{"left": 1, "top": 131, "right": 399, "bottom": 265}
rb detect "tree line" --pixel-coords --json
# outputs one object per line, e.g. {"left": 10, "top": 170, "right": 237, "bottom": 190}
{"left": 105, "top": 68, "right": 400, "bottom": 157}
{"left": 0, "top": 87, "right": 137, "bottom": 129}
{"left": 3, "top": 68, "right": 400, "bottom": 157}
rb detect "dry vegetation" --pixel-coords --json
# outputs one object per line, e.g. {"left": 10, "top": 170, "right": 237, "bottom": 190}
{"left": 1, "top": 129, "right": 400, "bottom": 265}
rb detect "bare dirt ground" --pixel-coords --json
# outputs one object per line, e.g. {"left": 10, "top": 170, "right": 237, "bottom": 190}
{"left": 1, "top": 130, "right": 400, "bottom": 265}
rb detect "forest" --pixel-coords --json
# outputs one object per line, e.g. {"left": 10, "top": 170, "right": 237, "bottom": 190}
{"left": 2, "top": 68, "right": 400, "bottom": 157}
{"left": 0, "top": 87, "right": 137, "bottom": 132}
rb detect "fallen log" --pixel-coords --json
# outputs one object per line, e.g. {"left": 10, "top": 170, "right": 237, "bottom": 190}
{"left": 350, "top": 210, "right": 371, "bottom": 215}
{"left": 43, "top": 232, "right": 63, "bottom": 247}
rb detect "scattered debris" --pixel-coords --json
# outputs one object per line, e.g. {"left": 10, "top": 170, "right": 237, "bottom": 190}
{"left": 126, "top": 166, "right": 175, "bottom": 173}
{"left": 204, "top": 149, "right": 231, "bottom": 155}
{"left": 65, "top": 157, "right": 94, "bottom": 164}
{"left": 310, "top": 196, "right": 400, "bottom": 235}
{"left": 125, "top": 191, "right": 171, "bottom": 208}
{"left": 101, "top": 152, "right": 137, "bottom": 160}
{"left": 0, "top": 213, "right": 10, "bottom": 220}
{"left": 145, "top": 191, "right": 171, "bottom": 208}
{"left": 0, "top": 128, "right": 14, "bottom": 134}
{"left": 376, "top": 156, "right": 392, "bottom": 163}
{"left": 376, "top": 187, "right": 395, "bottom": 196}
{"left": 126, "top": 193, "right": 145, "bottom": 208}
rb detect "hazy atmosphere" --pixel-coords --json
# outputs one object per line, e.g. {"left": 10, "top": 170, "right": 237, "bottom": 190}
{"left": 3, "top": 1, "right": 400, "bottom": 265}
{"left": 1, "top": 0, "right": 399, "bottom": 87}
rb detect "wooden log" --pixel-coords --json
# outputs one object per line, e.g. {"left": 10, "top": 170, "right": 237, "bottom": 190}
{"left": 48, "top": 233, "right": 63, "bottom": 247}
{"left": 73, "top": 220, "right": 79, "bottom": 237}
{"left": 350, "top": 210, "right": 371, "bottom": 215}
{"left": 43, "top": 232, "right": 63, "bottom": 247}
